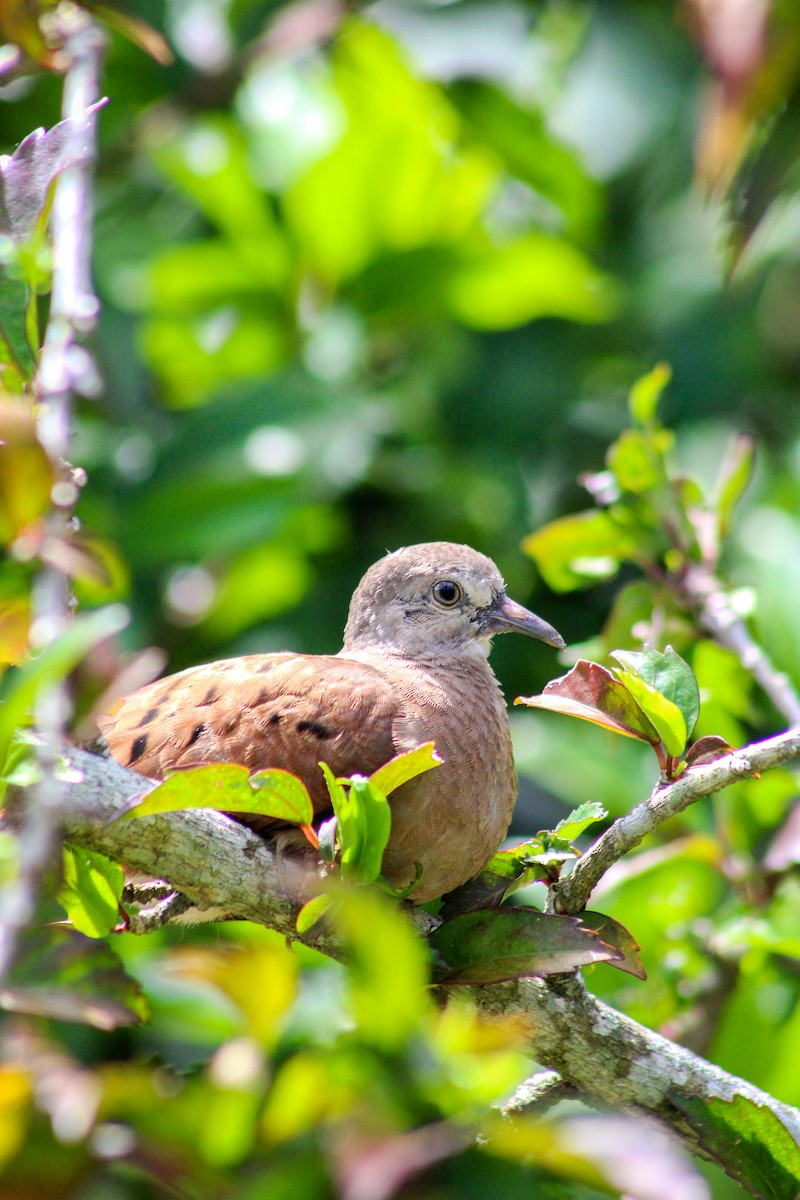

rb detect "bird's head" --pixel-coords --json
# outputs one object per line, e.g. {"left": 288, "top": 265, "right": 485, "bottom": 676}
{"left": 342, "top": 542, "right": 564, "bottom": 659}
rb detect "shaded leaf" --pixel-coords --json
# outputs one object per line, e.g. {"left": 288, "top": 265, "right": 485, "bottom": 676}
{"left": 684, "top": 735, "right": 735, "bottom": 768}
{"left": 368, "top": 741, "right": 442, "bottom": 797}
{"left": 0, "top": 101, "right": 107, "bottom": 243}
{"left": 0, "top": 927, "right": 147, "bottom": 1029}
{"left": 628, "top": 362, "right": 671, "bottom": 427}
{"left": 429, "top": 908, "right": 622, "bottom": 985}
{"left": 522, "top": 509, "right": 644, "bottom": 592}
{"left": 673, "top": 1093, "right": 800, "bottom": 1200}
{"left": 122, "top": 762, "right": 313, "bottom": 825}
{"left": 58, "top": 844, "right": 123, "bottom": 938}
{"left": 577, "top": 912, "right": 647, "bottom": 979}
{"left": 516, "top": 660, "right": 660, "bottom": 744}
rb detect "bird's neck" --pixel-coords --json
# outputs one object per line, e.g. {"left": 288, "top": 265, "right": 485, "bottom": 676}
{"left": 340, "top": 640, "right": 496, "bottom": 675}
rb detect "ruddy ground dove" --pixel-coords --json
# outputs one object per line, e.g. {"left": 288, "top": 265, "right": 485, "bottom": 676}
{"left": 99, "top": 543, "right": 564, "bottom": 902}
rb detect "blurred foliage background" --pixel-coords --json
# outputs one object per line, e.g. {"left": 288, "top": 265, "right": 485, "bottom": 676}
{"left": 3, "top": 0, "right": 800, "bottom": 1196}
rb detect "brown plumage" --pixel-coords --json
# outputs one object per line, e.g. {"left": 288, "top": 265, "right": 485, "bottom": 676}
{"left": 98, "top": 543, "right": 564, "bottom": 902}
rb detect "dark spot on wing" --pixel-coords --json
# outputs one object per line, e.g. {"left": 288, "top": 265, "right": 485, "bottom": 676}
{"left": 296, "top": 719, "right": 333, "bottom": 739}
{"left": 188, "top": 723, "right": 205, "bottom": 746}
{"left": 200, "top": 688, "right": 218, "bottom": 706}
{"left": 129, "top": 734, "right": 148, "bottom": 764}
{"left": 269, "top": 713, "right": 282, "bottom": 725}
{"left": 137, "top": 707, "right": 160, "bottom": 728}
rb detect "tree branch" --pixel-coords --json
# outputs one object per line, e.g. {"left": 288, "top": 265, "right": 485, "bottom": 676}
{"left": 47, "top": 744, "right": 800, "bottom": 1179}
{"left": 0, "top": 13, "right": 106, "bottom": 983}
{"left": 679, "top": 563, "right": 800, "bottom": 726}
{"left": 553, "top": 725, "right": 800, "bottom": 916}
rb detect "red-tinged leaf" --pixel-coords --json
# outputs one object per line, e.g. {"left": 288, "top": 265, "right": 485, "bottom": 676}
{"left": 684, "top": 735, "right": 735, "bottom": 768}
{"left": 429, "top": 908, "right": 622, "bottom": 985}
{"left": 577, "top": 912, "right": 647, "bottom": 979}
{"left": 0, "top": 101, "right": 107, "bottom": 242}
{"left": 516, "top": 660, "right": 660, "bottom": 744}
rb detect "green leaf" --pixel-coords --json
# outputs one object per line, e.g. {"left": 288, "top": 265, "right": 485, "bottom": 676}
{"left": 674, "top": 1094, "right": 800, "bottom": 1200}
{"left": 551, "top": 801, "right": 608, "bottom": 843}
{"left": 606, "top": 428, "right": 672, "bottom": 495}
{"left": 339, "top": 776, "right": 391, "bottom": 887}
{"left": 714, "top": 432, "right": 755, "bottom": 542}
{"left": 368, "top": 741, "right": 442, "bottom": 796}
{"left": 295, "top": 893, "right": 336, "bottom": 934}
{"left": 121, "top": 763, "right": 313, "bottom": 826}
{"left": 0, "top": 604, "right": 129, "bottom": 779}
{"left": 429, "top": 908, "right": 622, "bottom": 984}
{"left": 611, "top": 645, "right": 700, "bottom": 750}
{"left": 334, "top": 889, "right": 429, "bottom": 1049}
{"left": 516, "top": 660, "right": 661, "bottom": 745}
{"left": 577, "top": 912, "right": 647, "bottom": 979}
{"left": 628, "top": 362, "right": 671, "bottom": 427}
{"left": 611, "top": 668, "right": 687, "bottom": 758}
{"left": 58, "top": 845, "right": 123, "bottom": 938}
{"left": 522, "top": 509, "right": 643, "bottom": 592}
{"left": 447, "top": 232, "right": 620, "bottom": 330}
{"left": 1, "top": 927, "right": 148, "bottom": 1029}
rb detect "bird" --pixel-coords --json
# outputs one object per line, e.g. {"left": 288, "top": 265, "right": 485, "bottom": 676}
{"left": 98, "top": 543, "right": 564, "bottom": 903}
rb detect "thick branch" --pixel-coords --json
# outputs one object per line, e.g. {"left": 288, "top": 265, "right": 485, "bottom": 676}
{"left": 554, "top": 725, "right": 800, "bottom": 915}
{"left": 54, "top": 745, "right": 800, "bottom": 1173}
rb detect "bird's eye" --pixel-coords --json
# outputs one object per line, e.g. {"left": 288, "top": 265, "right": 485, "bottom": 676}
{"left": 432, "top": 580, "right": 462, "bottom": 607}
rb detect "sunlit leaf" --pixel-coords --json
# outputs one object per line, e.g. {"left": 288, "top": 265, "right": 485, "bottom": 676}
{"left": 168, "top": 937, "right": 297, "bottom": 1046}
{"left": 339, "top": 776, "right": 391, "bottom": 887}
{"left": 430, "top": 908, "right": 622, "bottom": 984}
{"left": 611, "top": 645, "right": 700, "bottom": 753}
{"left": 58, "top": 844, "right": 123, "bottom": 938}
{"left": 628, "top": 362, "right": 671, "bottom": 427}
{"left": 368, "top": 741, "right": 442, "bottom": 797}
{"left": 522, "top": 509, "right": 644, "bottom": 592}
{"left": 335, "top": 889, "right": 429, "bottom": 1049}
{"left": 516, "top": 660, "right": 660, "bottom": 744}
{"left": 611, "top": 668, "right": 687, "bottom": 759}
{"left": 551, "top": 801, "right": 608, "bottom": 843}
{"left": 0, "top": 604, "right": 129, "bottom": 777}
{"left": 447, "top": 232, "right": 619, "bottom": 330}
{"left": 296, "top": 893, "right": 335, "bottom": 934}
{"left": 607, "top": 428, "right": 671, "bottom": 495}
{"left": 121, "top": 762, "right": 313, "bottom": 826}
{"left": 714, "top": 432, "right": 755, "bottom": 542}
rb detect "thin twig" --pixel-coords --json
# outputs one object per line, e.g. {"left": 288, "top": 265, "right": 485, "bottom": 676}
{"left": 0, "top": 13, "right": 106, "bottom": 982}
{"left": 679, "top": 563, "right": 800, "bottom": 726}
{"left": 552, "top": 725, "right": 800, "bottom": 916}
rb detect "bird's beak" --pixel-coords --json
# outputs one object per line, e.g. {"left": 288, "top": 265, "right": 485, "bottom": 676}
{"left": 484, "top": 594, "right": 565, "bottom": 649}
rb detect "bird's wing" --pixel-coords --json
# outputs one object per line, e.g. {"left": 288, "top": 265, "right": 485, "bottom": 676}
{"left": 97, "top": 652, "right": 402, "bottom": 817}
